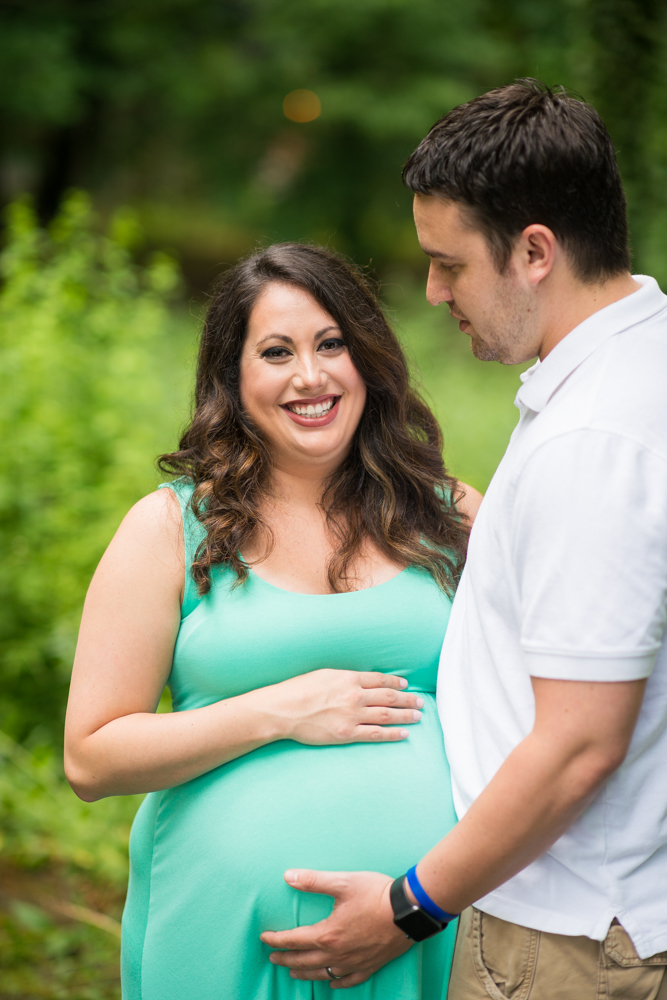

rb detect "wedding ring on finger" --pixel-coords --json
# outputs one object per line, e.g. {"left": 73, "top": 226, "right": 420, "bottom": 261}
{"left": 326, "top": 966, "right": 344, "bottom": 980}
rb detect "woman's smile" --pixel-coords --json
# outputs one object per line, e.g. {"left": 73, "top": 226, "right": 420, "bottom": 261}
{"left": 281, "top": 393, "right": 341, "bottom": 426}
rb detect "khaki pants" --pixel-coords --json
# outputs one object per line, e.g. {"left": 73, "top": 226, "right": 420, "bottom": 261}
{"left": 448, "top": 907, "right": 667, "bottom": 1000}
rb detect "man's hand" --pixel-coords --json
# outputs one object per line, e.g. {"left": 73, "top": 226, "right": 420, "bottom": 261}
{"left": 260, "top": 870, "right": 412, "bottom": 989}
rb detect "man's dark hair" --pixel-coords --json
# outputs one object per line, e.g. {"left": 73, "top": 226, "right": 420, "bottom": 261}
{"left": 403, "top": 79, "right": 631, "bottom": 281}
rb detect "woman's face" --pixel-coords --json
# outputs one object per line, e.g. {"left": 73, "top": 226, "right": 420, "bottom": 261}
{"left": 240, "top": 282, "right": 367, "bottom": 475}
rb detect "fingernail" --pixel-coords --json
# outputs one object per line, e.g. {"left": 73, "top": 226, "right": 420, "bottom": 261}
{"left": 412, "top": 710, "right": 422, "bottom": 721}
{"left": 399, "top": 678, "right": 408, "bottom": 688}
{"left": 284, "top": 869, "right": 298, "bottom": 884}
{"left": 400, "top": 729, "right": 409, "bottom": 738}
{"left": 416, "top": 697, "right": 424, "bottom": 708}
{"left": 269, "top": 954, "right": 277, "bottom": 964}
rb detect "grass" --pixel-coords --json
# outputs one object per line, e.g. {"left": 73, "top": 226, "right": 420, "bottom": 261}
{"left": 0, "top": 281, "right": 528, "bottom": 996}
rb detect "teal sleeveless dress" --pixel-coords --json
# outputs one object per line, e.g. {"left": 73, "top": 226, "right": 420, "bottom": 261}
{"left": 121, "top": 480, "right": 458, "bottom": 999}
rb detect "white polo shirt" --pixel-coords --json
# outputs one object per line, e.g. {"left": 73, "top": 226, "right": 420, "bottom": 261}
{"left": 437, "top": 275, "right": 667, "bottom": 959}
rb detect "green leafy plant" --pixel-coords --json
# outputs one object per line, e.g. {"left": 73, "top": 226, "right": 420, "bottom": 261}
{"left": 0, "top": 730, "right": 138, "bottom": 883}
{"left": 0, "top": 192, "right": 182, "bottom": 743}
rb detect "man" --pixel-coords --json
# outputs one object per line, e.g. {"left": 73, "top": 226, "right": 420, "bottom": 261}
{"left": 261, "top": 80, "right": 667, "bottom": 997}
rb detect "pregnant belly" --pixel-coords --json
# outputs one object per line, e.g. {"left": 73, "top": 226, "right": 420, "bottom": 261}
{"left": 126, "top": 697, "right": 456, "bottom": 995}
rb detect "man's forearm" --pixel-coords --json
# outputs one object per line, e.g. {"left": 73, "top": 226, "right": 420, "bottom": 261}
{"left": 416, "top": 677, "right": 645, "bottom": 913}
{"left": 262, "top": 735, "right": 609, "bottom": 986}
{"left": 414, "top": 733, "right": 601, "bottom": 912}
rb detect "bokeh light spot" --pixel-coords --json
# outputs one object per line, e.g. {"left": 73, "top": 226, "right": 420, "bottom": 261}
{"left": 283, "top": 90, "right": 321, "bottom": 123}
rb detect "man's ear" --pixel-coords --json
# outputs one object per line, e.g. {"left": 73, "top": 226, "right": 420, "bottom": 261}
{"left": 516, "top": 224, "right": 558, "bottom": 287}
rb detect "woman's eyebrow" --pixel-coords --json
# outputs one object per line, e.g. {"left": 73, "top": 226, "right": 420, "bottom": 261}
{"left": 255, "top": 325, "right": 340, "bottom": 348}
{"left": 256, "top": 334, "right": 293, "bottom": 346}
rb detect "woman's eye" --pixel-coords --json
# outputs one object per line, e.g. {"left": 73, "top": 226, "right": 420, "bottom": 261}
{"left": 261, "top": 346, "right": 291, "bottom": 360}
{"left": 318, "top": 338, "right": 345, "bottom": 352}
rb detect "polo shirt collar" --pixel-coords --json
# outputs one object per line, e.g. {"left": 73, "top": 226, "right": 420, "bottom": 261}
{"left": 515, "top": 275, "right": 667, "bottom": 414}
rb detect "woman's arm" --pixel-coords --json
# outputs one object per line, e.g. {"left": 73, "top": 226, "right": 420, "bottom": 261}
{"left": 64, "top": 489, "right": 422, "bottom": 802}
{"left": 456, "top": 481, "right": 483, "bottom": 524}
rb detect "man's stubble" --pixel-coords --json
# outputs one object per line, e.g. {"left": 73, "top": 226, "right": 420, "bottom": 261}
{"left": 467, "top": 269, "right": 536, "bottom": 366}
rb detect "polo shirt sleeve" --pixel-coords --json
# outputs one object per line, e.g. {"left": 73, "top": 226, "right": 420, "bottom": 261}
{"left": 512, "top": 429, "right": 667, "bottom": 681}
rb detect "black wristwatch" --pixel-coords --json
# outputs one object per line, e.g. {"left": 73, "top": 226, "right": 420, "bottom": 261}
{"left": 390, "top": 875, "right": 446, "bottom": 942}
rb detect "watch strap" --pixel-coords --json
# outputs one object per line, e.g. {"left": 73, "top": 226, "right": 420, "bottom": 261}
{"left": 390, "top": 874, "right": 413, "bottom": 919}
{"left": 390, "top": 875, "right": 445, "bottom": 942}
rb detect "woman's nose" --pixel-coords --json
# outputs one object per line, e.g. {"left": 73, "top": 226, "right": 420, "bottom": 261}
{"left": 293, "top": 353, "right": 326, "bottom": 391}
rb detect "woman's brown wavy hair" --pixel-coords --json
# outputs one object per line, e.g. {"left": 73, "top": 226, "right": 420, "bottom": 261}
{"left": 158, "top": 243, "right": 470, "bottom": 595}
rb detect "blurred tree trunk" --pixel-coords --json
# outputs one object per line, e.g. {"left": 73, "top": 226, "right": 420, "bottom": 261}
{"left": 35, "top": 101, "right": 103, "bottom": 225}
{"left": 587, "top": 0, "right": 665, "bottom": 266}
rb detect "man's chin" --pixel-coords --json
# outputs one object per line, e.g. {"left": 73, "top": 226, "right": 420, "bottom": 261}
{"left": 470, "top": 334, "right": 521, "bottom": 365}
{"left": 470, "top": 335, "right": 499, "bottom": 362}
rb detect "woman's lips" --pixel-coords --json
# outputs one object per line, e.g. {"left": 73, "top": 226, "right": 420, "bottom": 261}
{"left": 281, "top": 396, "right": 341, "bottom": 427}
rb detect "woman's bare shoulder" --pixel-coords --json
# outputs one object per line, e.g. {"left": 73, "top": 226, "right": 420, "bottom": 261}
{"left": 105, "top": 487, "right": 185, "bottom": 576}
{"left": 128, "top": 485, "right": 182, "bottom": 520}
{"left": 456, "top": 482, "right": 484, "bottom": 524}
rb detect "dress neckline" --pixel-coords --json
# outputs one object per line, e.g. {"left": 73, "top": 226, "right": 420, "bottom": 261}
{"left": 246, "top": 564, "right": 412, "bottom": 597}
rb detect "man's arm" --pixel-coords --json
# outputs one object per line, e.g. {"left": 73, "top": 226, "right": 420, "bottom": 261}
{"left": 416, "top": 675, "right": 645, "bottom": 910}
{"left": 262, "top": 675, "right": 645, "bottom": 989}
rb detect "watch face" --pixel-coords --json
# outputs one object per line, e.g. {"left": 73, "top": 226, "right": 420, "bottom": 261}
{"left": 395, "top": 907, "right": 442, "bottom": 942}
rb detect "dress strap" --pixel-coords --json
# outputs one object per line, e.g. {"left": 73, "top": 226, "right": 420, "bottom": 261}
{"left": 158, "top": 478, "right": 206, "bottom": 618}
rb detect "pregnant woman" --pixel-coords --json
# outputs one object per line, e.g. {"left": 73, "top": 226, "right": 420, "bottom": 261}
{"left": 64, "top": 243, "right": 481, "bottom": 999}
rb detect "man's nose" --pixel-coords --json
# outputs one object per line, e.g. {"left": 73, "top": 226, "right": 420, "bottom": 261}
{"left": 426, "top": 264, "right": 453, "bottom": 306}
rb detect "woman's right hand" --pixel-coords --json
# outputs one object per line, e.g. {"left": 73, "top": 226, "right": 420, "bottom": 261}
{"left": 258, "top": 669, "right": 424, "bottom": 746}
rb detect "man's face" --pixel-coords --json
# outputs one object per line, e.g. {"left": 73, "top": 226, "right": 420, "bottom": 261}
{"left": 413, "top": 194, "right": 537, "bottom": 365}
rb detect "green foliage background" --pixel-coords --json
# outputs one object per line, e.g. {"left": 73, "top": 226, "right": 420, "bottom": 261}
{"left": 0, "top": 194, "right": 185, "bottom": 744}
{"left": 2, "top": 0, "right": 667, "bottom": 280}
{"left": 0, "top": 0, "right": 665, "bottom": 994}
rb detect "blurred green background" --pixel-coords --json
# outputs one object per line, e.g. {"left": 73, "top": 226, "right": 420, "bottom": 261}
{"left": 1, "top": 0, "right": 666, "bottom": 994}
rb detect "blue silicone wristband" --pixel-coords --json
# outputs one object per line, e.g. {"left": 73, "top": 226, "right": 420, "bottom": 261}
{"left": 406, "top": 866, "right": 457, "bottom": 924}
